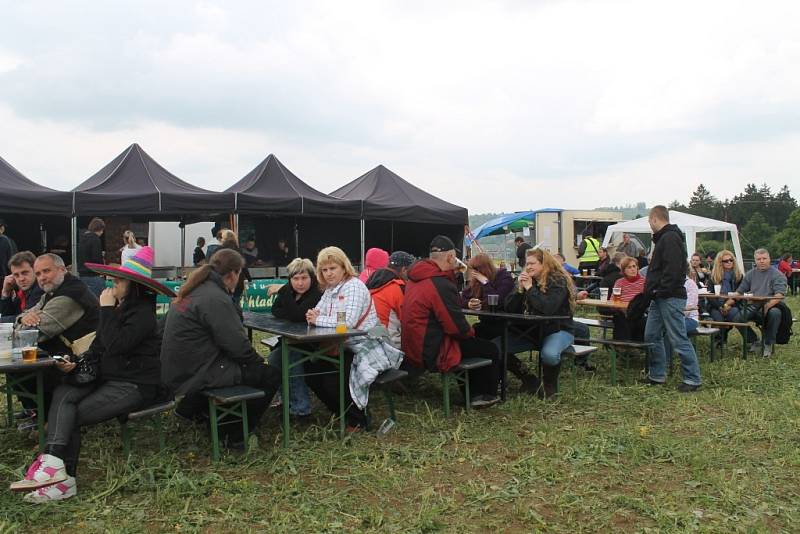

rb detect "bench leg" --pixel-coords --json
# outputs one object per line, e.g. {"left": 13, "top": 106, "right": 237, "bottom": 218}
{"left": 610, "top": 348, "right": 617, "bottom": 386}
{"left": 572, "top": 357, "right": 578, "bottom": 394}
{"left": 121, "top": 422, "right": 131, "bottom": 457}
{"left": 36, "top": 372, "right": 45, "bottom": 452}
{"left": 5, "top": 380, "right": 12, "bottom": 427}
{"left": 441, "top": 374, "right": 451, "bottom": 417}
{"left": 383, "top": 388, "right": 397, "bottom": 422}
{"left": 240, "top": 401, "right": 249, "bottom": 452}
{"left": 463, "top": 370, "right": 471, "bottom": 413}
{"left": 208, "top": 398, "right": 220, "bottom": 462}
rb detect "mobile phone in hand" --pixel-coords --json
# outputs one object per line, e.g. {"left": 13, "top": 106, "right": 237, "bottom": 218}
{"left": 52, "top": 354, "right": 71, "bottom": 363}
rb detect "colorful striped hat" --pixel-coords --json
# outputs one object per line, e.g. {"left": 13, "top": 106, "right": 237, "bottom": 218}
{"left": 85, "top": 246, "right": 176, "bottom": 297}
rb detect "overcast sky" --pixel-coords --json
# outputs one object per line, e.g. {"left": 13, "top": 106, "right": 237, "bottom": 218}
{"left": 2, "top": 0, "right": 799, "bottom": 214}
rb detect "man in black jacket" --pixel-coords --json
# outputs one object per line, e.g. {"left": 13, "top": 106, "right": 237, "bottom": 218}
{"left": 642, "top": 206, "right": 702, "bottom": 392}
{"left": 1, "top": 251, "right": 43, "bottom": 321}
{"left": 78, "top": 217, "right": 105, "bottom": 297}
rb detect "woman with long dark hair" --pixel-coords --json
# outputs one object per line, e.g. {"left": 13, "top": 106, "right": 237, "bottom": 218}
{"left": 10, "top": 247, "right": 174, "bottom": 502}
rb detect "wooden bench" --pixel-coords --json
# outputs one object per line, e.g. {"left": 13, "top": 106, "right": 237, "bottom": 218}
{"left": 441, "top": 357, "right": 493, "bottom": 416}
{"left": 562, "top": 344, "right": 599, "bottom": 394}
{"left": 575, "top": 338, "right": 655, "bottom": 385}
{"left": 365, "top": 368, "right": 408, "bottom": 429}
{"left": 689, "top": 326, "right": 721, "bottom": 361}
{"left": 202, "top": 386, "right": 265, "bottom": 461}
{"left": 698, "top": 320, "right": 755, "bottom": 359}
{"left": 574, "top": 317, "right": 613, "bottom": 339}
{"left": 119, "top": 400, "right": 176, "bottom": 457}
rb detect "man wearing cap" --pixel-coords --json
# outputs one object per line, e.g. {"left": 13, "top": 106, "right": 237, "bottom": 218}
{"left": 402, "top": 236, "right": 501, "bottom": 407}
{"left": 17, "top": 254, "right": 99, "bottom": 356}
{"left": 365, "top": 251, "right": 415, "bottom": 349}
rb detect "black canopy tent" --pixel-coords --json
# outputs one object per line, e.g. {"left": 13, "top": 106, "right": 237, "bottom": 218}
{"left": 226, "top": 154, "right": 363, "bottom": 263}
{"left": 330, "top": 165, "right": 469, "bottom": 260}
{"left": 0, "top": 154, "right": 73, "bottom": 255}
{"left": 71, "top": 144, "right": 235, "bottom": 267}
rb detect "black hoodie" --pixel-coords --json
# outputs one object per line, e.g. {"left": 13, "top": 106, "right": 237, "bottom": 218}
{"left": 645, "top": 223, "right": 688, "bottom": 300}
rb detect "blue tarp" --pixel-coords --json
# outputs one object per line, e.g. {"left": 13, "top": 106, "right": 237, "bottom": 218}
{"left": 465, "top": 208, "right": 562, "bottom": 245}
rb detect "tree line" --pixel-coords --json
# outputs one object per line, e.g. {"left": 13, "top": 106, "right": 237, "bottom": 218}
{"left": 670, "top": 183, "right": 799, "bottom": 258}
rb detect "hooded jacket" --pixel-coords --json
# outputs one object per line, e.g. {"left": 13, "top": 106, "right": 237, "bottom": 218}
{"left": 366, "top": 268, "right": 405, "bottom": 348}
{"left": 401, "top": 259, "right": 473, "bottom": 372}
{"left": 160, "top": 271, "right": 261, "bottom": 396}
{"left": 645, "top": 224, "right": 688, "bottom": 300}
{"left": 359, "top": 248, "right": 390, "bottom": 283}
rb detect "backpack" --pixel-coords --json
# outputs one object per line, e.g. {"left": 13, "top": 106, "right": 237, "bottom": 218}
{"left": 775, "top": 302, "right": 793, "bottom": 345}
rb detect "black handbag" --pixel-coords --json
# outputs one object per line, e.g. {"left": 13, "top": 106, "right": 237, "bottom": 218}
{"left": 66, "top": 352, "right": 100, "bottom": 386}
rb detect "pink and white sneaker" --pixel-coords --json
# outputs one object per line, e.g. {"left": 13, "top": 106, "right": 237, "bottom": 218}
{"left": 9, "top": 454, "right": 68, "bottom": 492}
{"left": 23, "top": 476, "right": 77, "bottom": 503}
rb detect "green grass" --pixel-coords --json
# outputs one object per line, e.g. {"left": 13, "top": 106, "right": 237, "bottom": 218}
{"left": 2, "top": 299, "right": 799, "bottom": 533}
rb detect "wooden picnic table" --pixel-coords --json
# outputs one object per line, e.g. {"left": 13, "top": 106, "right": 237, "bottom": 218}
{"left": 242, "top": 311, "right": 366, "bottom": 448}
{"left": 1, "top": 353, "right": 55, "bottom": 451}
{"left": 576, "top": 298, "right": 628, "bottom": 311}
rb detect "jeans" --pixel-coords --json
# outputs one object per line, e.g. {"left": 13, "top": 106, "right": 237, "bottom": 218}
{"left": 709, "top": 305, "right": 745, "bottom": 342}
{"left": 267, "top": 345, "right": 312, "bottom": 416}
{"left": 663, "top": 317, "right": 698, "bottom": 359}
{"left": 645, "top": 298, "right": 702, "bottom": 386}
{"left": 46, "top": 380, "right": 145, "bottom": 476}
{"left": 80, "top": 276, "right": 106, "bottom": 297}
{"left": 740, "top": 305, "right": 782, "bottom": 345}
{"left": 493, "top": 326, "right": 580, "bottom": 366}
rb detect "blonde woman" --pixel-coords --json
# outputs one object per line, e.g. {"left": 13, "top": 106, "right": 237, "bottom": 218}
{"left": 504, "top": 248, "right": 575, "bottom": 398}
{"left": 119, "top": 230, "right": 141, "bottom": 264}
{"left": 708, "top": 250, "right": 746, "bottom": 345}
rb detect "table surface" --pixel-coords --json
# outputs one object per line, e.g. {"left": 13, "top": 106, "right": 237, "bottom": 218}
{"left": 0, "top": 355, "right": 56, "bottom": 372}
{"left": 577, "top": 298, "right": 628, "bottom": 310}
{"left": 572, "top": 275, "right": 603, "bottom": 280}
{"left": 698, "top": 293, "right": 784, "bottom": 302}
{"left": 243, "top": 311, "right": 367, "bottom": 342}
{"left": 461, "top": 308, "right": 571, "bottom": 321}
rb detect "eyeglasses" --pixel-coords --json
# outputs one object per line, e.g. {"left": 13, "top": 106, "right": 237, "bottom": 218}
{"left": 721, "top": 259, "right": 734, "bottom": 264}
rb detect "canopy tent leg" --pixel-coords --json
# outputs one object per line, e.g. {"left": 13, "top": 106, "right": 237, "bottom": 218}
{"left": 360, "top": 219, "right": 365, "bottom": 270}
{"left": 70, "top": 217, "right": 78, "bottom": 275}
{"left": 390, "top": 222, "right": 394, "bottom": 252}
{"left": 294, "top": 219, "right": 299, "bottom": 259}
{"left": 180, "top": 225, "right": 186, "bottom": 267}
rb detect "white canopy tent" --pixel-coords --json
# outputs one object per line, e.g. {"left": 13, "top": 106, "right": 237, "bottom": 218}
{"left": 602, "top": 211, "right": 744, "bottom": 272}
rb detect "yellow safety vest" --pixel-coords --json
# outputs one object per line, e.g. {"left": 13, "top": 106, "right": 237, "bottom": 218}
{"left": 579, "top": 237, "right": 600, "bottom": 263}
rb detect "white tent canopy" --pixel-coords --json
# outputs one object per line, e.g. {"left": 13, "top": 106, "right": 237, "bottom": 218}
{"left": 602, "top": 210, "right": 744, "bottom": 272}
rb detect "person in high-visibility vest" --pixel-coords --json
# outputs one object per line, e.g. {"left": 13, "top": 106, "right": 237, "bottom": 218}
{"left": 577, "top": 229, "right": 601, "bottom": 272}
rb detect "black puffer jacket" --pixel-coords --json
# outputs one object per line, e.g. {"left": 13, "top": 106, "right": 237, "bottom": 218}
{"left": 92, "top": 295, "right": 161, "bottom": 386}
{"left": 645, "top": 224, "right": 688, "bottom": 299}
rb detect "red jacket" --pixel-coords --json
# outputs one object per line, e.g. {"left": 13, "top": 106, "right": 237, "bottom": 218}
{"left": 777, "top": 260, "right": 793, "bottom": 278}
{"left": 366, "top": 268, "right": 405, "bottom": 349}
{"left": 401, "top": 259, "right": 473, "bottom": 372}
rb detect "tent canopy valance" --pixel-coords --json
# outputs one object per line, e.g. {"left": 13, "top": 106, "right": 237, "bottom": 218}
{"left": 0, "top": 155, "right": 73, "bottom": 215}
{"left": 72, "top": 144, "right": 234, "bottom": 216}
{"left": 602, "top": 210, "right": 744, "bottom": 271}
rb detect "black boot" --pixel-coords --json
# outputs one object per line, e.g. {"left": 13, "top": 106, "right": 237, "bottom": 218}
{"left": 507, "top": 354, "right": 541, "bottom": 395}
{"left": 541, "top": 364, "right": 561, "bottom": 399}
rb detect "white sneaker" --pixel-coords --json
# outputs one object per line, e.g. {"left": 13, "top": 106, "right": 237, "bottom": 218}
{"left": 762, "top": 344, "right": 774, "bottom": 358}
{"left": 23, "top": 476, "right": 77, "bottom": 503}
{"left": 9, "top": 454, "right": 68, "bottom": 492}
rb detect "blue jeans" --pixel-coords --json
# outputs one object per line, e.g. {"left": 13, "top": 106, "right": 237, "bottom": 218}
{"left": 80, "top": 276, "right": 106, "bottom": 297}
{"left": 740, "top": 305, "right": 781, "bottom": 345}
{"left": 267, "top": 345, "right": 312, "bottom": 416}
{"left": 492, "top": 330, "right": 575, "bottom": 367}
{"left": 645, "top": 298, "right": 702, "bottom": 386}
{"left": 663, "top": 317, "right": 698, "bottom": 360}
{"left": 709, "top": 304, "right": 746, "bottom": 342}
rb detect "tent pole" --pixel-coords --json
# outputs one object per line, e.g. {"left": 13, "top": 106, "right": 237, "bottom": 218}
{"left": 360, "top": 220, "right": 365, "bottom": 270}
{"left": 390, "top": 222, "right": 394, "bottom": 251}
{"left": 233, "top": 213, "right": 239, "bottom": 235}
{"left": 294, "top": 219, "right": 299, "bottom": 258}
{"left": 70, "top": 217, "right": 78, "bottom": 275}
{"left": 180, "top": 224, "right": 186, "bottom": 267}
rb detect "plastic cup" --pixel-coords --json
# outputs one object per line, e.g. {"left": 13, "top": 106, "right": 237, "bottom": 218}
{"left": 581, "top": 269, "right": 588, "bottom": 276}
{"left": 590, "top": 269, "right": 596, "bottom": 277}
{"left": 486, "top": 294, "right": 499, "bottom": 311}
{"left": 714, "top": 285, "right": 722, "bottom": 295}
{"left": 612, "top": 287, "right": 622, "bottom": 302}
{"left": 17, "top": 329, "right": 38, "bottom": 362}
{"left": 0, "top": 324, "right": 12, "bottom": 361}
{"left": 599, "top": 288, "right": 609, "bottom": 302}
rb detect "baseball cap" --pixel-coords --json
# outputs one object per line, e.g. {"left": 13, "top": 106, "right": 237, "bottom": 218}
{"left": 429, "top": 235, "right": 455, "bottom": 253}
{"left": 388, "top": 251, "right": 415, "bottom": 268}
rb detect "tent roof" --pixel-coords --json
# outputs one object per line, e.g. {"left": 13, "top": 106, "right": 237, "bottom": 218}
{"left": 72, "top": 144, "right": 234, "bottom": 216}
{"left": 331, "top": 165, "right": 468, "bottom": 225}
{"left": 226, "top": 154, "right": 361, "bottom": 218}
{"left": 465, "top": 208, "right": 563, "bottom": 245}
{"left": 602, "top": 210, "right": 744, "bottom": 271}
{"left": 0, "top": 155, "right": 73, "bottom": 215}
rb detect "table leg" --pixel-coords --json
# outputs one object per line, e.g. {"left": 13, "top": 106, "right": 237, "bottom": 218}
{"left": 338, "top": 343, "right": 346, "bottom": 438}
{"left": 5, "top": 378, "right": 12, "bottom": 427}
{"left": 500, "top": 321, "right": 509, "bottom": 401}
{"left": 36, "top": 371, "right": 45, "bottom": 452}
{"left": 281, "top": 341, "right": 290, "bottom": 448}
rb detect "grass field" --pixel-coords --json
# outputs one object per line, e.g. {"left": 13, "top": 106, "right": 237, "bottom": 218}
{"left": 1, "top": 298, "right": 799, "bottom": 533}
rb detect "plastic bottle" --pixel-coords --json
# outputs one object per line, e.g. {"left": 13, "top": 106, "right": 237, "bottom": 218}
{"left": 335, "top": 295, "right": 347, "bottom": 333}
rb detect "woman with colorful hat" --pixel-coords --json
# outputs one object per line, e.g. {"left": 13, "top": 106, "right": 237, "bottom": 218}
{"left": 9, "top": 246, "right": 174, "bottom": 503}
